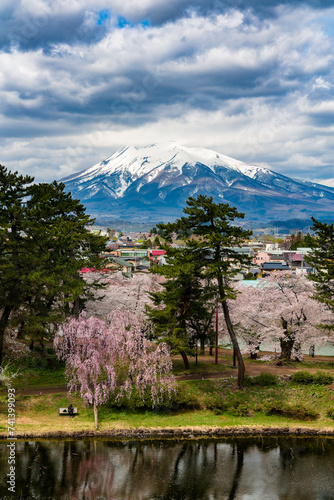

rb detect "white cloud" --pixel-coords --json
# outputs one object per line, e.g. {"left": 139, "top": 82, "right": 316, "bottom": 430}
{"left": 0, "top": 3, "right": 334, "bottom": 185}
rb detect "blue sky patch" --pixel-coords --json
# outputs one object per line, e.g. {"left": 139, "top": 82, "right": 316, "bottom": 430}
{"left": 117, "top": 17, "right": 150, "bottom": 29}
{"left": 118, "top": 16, "right": 133, "bottom": 28}
{"left": 97, "top": 10, "right": 111, "bottom": 26}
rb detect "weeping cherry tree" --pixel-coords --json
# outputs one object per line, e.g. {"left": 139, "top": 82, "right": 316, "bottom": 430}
{"left": 54, "top": 310, "right": 176, "bottom": 429}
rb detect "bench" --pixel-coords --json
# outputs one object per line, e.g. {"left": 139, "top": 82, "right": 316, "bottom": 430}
{"left": 59, "top": 407, "right": 78, "bottom": 416}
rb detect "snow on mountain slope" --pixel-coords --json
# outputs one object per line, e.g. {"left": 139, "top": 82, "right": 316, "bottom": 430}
{"left": 66, "top": 143, "right": 269, "bottom": 195}
{"left": 62, "top": 143, "right": 334, "bottom": 222}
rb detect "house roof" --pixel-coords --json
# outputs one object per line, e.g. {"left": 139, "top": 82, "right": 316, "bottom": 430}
{"left": 111, "top": 257, "right": 134, "bottom": 267}
{"left": 269, "top": 254, "right": 285, "bottom": 260}
{"left": 262, "top": 262, "right": 290, "bottom": 270}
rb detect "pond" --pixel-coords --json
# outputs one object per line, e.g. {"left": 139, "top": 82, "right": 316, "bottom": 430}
{"left": 1, "top": 436, "right": 334, "bottom": 499}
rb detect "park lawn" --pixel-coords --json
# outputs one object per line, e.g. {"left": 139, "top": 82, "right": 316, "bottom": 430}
{"left": 9, "top": 366, "right": 66, "bottom": 390}
{"left": 5, "top": 350, "right": 334, "bottom": 392}
{"left": 1, "top": 378, "right": 334, "bottom": 436}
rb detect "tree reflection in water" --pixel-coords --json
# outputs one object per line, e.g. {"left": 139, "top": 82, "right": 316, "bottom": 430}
{"left": 1, "top": 437, "right": 334, "bottom": 499}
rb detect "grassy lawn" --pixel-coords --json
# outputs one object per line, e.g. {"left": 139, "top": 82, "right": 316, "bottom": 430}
{"left": 13, "top": 366, "right": 66, "bottom": 389}
{"left": 1, "top": 350, "right": 334, "bottom": 436}
{"left": 1, "top": 376, "right": 334, "bottom": 435}
{"left": 4, "top": 350, "right": 334, "bottom": 391}
{"left": 171, "top": 357, "right": 230, "bottom": 376}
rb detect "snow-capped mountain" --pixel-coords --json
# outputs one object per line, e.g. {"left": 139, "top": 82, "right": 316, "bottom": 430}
{"left": 62, "top": 143, "right": 334, "bottom": 222}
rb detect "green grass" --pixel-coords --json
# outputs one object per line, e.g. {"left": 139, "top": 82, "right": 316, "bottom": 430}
{"left": 171, "top": 357, "right": 230, "bottom": 375}
{"left": 1, "top": 378, "right": 334, "bottom": 435}
{"left": 1, "top": 350, "right": 334, "bottom": 435}
{"left": 13, "top": 366, "right": 66, "bottom": 389}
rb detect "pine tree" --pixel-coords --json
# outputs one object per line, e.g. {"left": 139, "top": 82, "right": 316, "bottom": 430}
{"left": 306, "top": 218, "right": 334, "bottom": 323}
{"left": 146, "top": 245, "right": 215, "bottom": 368}
{"left": 0, "top": 166, "right": 34, "bottom": 366}
{"left": 150, "top": 195, "right": 252, "bottom": 387}
{"left": 0, "top": 167, "right": 107, "bottom": 366}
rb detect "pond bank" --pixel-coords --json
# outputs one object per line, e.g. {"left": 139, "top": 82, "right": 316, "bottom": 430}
{"left": 2, "top": 425, "right": 334, "bottom": 440}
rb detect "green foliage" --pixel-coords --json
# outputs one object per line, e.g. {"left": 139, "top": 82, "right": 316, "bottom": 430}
{"left": 146, "top": 244, "right": 216, "bottom": 364}
{"left": 147, "top": 195, "right": 252, "bottom": 382}
{"left": 326, "top": 407, "right": 334, "bottom": 420}
{"left": 289, "top": 231, "right": 315, "bottom": 250}
{"left": 0, "top": 165, "right": 108, "bottom": 366}
{"left": 140, "top": 239, "right": 151, "bottom": 248}
{"left": 109, "top": 384, "right": 201, "bottom": 411}
{"left": 153, "top": 235, "right": 161, "bottom": 247}
{"left": 305, "top": 218, "right": 334, "bottom": 319}
{"left": 245, "top": 272, "right": 257, "bottom": 280}
{"left": 231, "top": 403, "right": 251, "bottom": 417}
{"left": 291, "top": 370, "right": 333, "bottom": 385}
{"left": 225, "top": 392, "right": 251, "bottom": 416}
{"left": 244, "top": 372, "right": 279, "bottom": 387}
{"left": 290, "top": 371, "right": 314, "bottom": 384}
{"left": 203, "top": 393, "right": 228, "bottom": 412}
{"left": 313, "top": 371, "right": 334, "bottom": 385}
{"left": 263, "top": 401, "right": 319, "bottom": 420}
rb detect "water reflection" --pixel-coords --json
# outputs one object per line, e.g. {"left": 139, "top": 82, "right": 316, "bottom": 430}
{"left": 0, "top": 437, "right": 334, "bottom": 499}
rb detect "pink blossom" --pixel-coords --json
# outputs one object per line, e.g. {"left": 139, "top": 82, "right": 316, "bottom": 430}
{"left": 54, "top": 310, "right": 176, "bottom": 411}
{"left": 229, "top": 272, "right": 334, "bottom": 358}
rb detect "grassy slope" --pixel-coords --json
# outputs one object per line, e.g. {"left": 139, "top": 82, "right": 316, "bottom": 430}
{"left": 1, "top": 355, "right": 334, "bottom": 435}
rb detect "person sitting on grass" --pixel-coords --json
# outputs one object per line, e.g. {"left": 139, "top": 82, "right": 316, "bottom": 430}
{"left": 68, "top": 404, "right": 74, "bottom": 418}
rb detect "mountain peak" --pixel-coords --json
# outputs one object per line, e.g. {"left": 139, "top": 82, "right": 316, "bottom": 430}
{"left": 62, "top": 143, "right": 334, "bottom": 222}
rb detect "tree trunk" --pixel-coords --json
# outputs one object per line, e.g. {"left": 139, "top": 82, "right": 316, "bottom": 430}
{"left": 40, "top": 340, "right": 47, "bottom": 357}
{"left": 16, "top": 321, "right": 25, "bottom": 339}
{"left": 93, "top": 400, "right": 98, "bottom": 430}
{"left": 209, "top": 345, "right": 213, "bottom": 356}
{"left": 200, "top": 338, "right": 205, "bottom": 355}
{"left": 221, "top": 300, "right": 245, "bottom": 388}
{"left": 180, "top": 350, "right": 190, "bottom": 369}
{"left": 29, "top": 339, "right": 34, "bottom": 351}
{"left": 249, "top": 341, "right": 259, "bottom": 360}
{"left": 72, "top": 297, "right": 80, "bottom": 319}
{"left": 0, "top": 306, "right": 12, "bottom": 368}
{"left": 280, "top": 338, "right": 294, "bottom": 359}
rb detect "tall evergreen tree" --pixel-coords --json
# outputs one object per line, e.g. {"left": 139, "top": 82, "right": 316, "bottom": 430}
{"left": 0, "top": 166, "right": 34, "bottom": 366}
{"left": 146, "top": 245, "right": 216, "bottom": 369}
{"left": 0, "top": 166, "right": 107, "bottom": 366}
{"left": 153, "top": 195, "right": 252, "bottom": 387}
{"left": 306, "top": 218, "right": 334, "bottom": 324}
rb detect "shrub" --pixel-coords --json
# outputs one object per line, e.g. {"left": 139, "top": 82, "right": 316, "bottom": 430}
{"left": 291, "top": 370, "right": 333, "bottom": 385}
{"left": 204, "top": 394, "right": 228, "bottom": 412}
{"left": 313, "top": 371, "right": 334, "bottom": 385}
{"left": 290, "top": 371, "right": 314, "bottom": 384}
{"left": 172, "top": 387, "right": 201, "bottom": 410}
{"left": 231, "top": 403, "right": 251, "bottom": 417}
{"left": 225, "top": 393, "right": 252, "bottom": 416}
{"left": 326, "top": 408, "right": 334, "bottom": 420}
{"left": 25, "top": 355, "right": 49, "bottom": 370}
{"left": 264, "top": 401, "right": 319, "bottom": 420}
{"left": 244, "top": 372, "right": 279, "bottom": 387}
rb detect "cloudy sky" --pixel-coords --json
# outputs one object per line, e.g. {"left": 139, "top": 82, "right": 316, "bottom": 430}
{"left": 1, "top": 0, "right": 334, "bottom": 185}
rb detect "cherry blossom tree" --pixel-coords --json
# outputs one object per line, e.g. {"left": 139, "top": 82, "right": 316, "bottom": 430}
{"left": 54, "top": 310, "right": 176, "bottom": 429}
{"left": 84, "top": 272, "right": 161, "bottom": 318}
{"left": 229, "top": 272, "right": 334, "bottom": 360}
